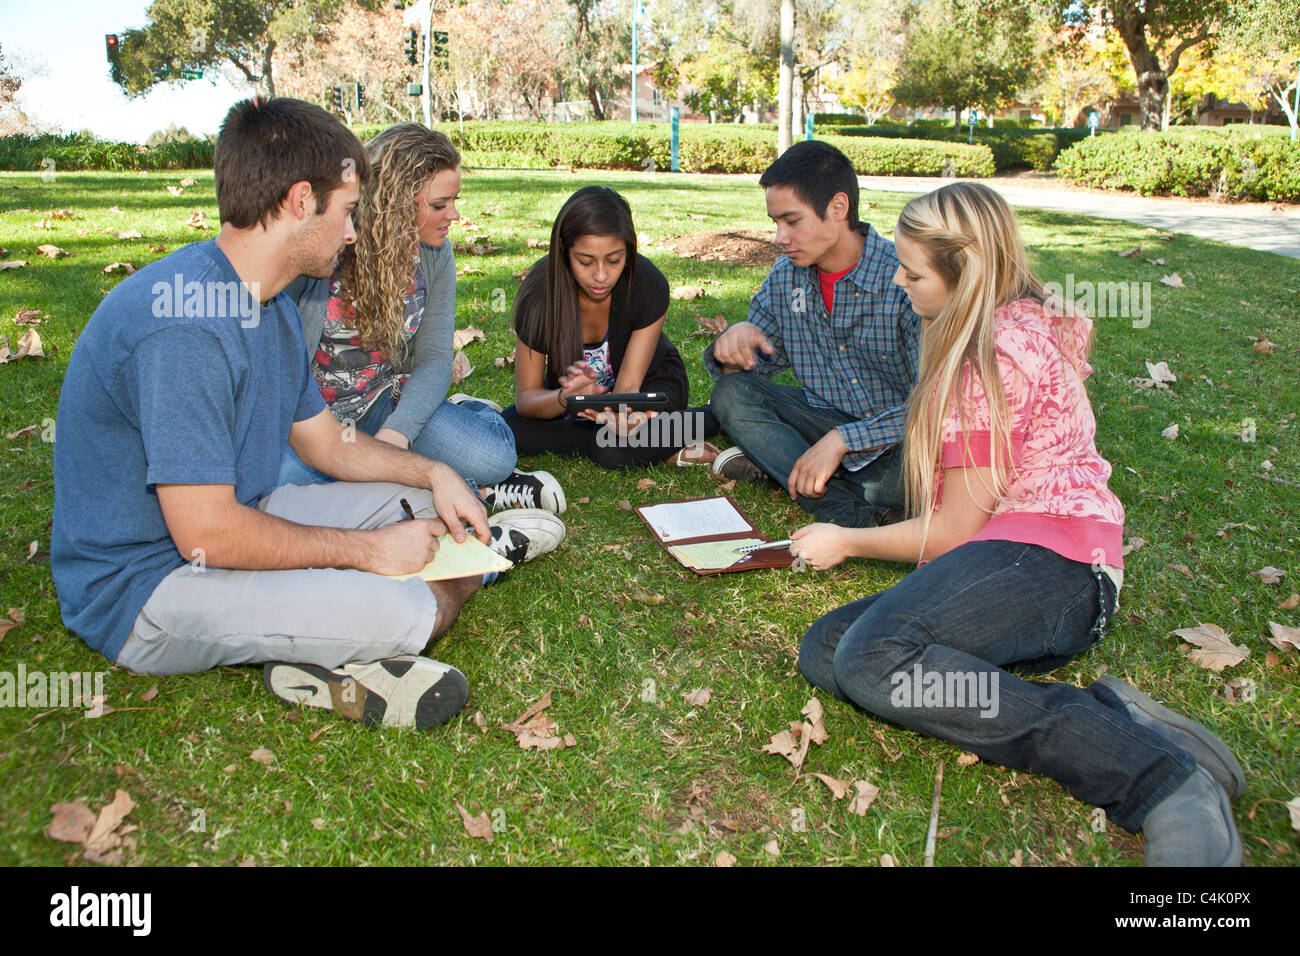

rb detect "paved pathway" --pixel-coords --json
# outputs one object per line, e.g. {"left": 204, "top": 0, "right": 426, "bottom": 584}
{"left": 857, "top": 175, "right": 1300, "bottom": 260}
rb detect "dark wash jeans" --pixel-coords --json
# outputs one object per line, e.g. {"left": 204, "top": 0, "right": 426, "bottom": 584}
{"left": 708, "top": 372, "right": 903, "bottom": 527}
{"left": 798, "top": 540, "right": 1195, "bottom": 833}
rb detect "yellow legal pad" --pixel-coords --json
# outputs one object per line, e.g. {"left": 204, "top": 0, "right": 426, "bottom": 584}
{"left": 666, "top": 538, "right": 766, "bottom": 571}
{"left": 387, "top": 533, "right": 512, "bottom": 582}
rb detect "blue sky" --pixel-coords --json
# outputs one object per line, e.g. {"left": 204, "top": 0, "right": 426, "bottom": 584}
{"left": 2, "top": 0, "right": 249, "bottom": 141}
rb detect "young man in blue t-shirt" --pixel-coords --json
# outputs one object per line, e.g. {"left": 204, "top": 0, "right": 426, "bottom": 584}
{"left": 704, "top": 140, "right": 921, "bottom": 528}
{"left": 52, "top": 98, "right": 564, "bottom": 730}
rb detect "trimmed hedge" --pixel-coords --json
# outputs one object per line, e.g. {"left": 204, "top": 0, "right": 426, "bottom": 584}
{"left": 355, "top": 121, "right": 997, "bottom": 178}
{"left": 1054, "top": 127, "right": 1300, "bottom": 202}
{"left": 830, "top": 122, "right": 1089, "bottom": 171}
{"left": 0, "top": 133, "right": 214, "bottom": 171}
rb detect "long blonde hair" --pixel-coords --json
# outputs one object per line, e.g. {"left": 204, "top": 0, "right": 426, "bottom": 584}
{"left": 897, "top": 182, "right": 1089, "bottom": 551}
{"left": 337, "top": 123, "right": 460, "bottom": 361}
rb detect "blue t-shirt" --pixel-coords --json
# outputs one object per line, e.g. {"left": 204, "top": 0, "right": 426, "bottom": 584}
{"left": 51, "top": 240, "right": 326, "bottom": 661}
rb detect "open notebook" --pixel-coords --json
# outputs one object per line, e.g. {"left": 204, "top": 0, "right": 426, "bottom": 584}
{"left": 387, "top": 534, "right": 513, "bottom": 582}
{"left": 636, "top": 495, "right": 794, "bottom": 575}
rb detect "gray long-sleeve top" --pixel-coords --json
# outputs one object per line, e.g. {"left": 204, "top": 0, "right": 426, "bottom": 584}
{"left": 282, "top": 241, "right": 455, "bottom": 444}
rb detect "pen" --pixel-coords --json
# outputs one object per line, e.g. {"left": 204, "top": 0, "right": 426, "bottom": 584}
{"left": 399, "top": 498, "right": 415, "bottom": 521}
{"left": 733, "top": 539, "right": 793, "bottom": 555}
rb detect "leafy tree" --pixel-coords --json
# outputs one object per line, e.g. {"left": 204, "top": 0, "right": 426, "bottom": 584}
{"left": 893, "top": 0, "right": 1038, "bottom": 130}
{"left": 1226, "top": 0, "right": 1300, "bottom": 137}
{"left": 114, "top": 0, "right": 361, "bottom": 99}
{"left": 1029, "top": 22, "right": 1121, "bottom": 127}
{"left": 1060, "top": 0, "right": 1229, "bottom": 131}
{"left": 0, "top": 44, "right": 28, "bottom": 136}
{"left": 831, "top": 55, "right": 900, "bottom": 125}
{"left": 681, "top": 38, "right": 775, "bottom": 120}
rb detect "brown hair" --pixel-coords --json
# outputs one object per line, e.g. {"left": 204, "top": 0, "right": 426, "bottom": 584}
{"left": 214, "top": 97, "right": 370, "bottom": 230}
{"left": 513, "top": 186, "right": 638, "bottom": 385}
{"left": 337, "top": 123, "right": 460, "bottom": 359}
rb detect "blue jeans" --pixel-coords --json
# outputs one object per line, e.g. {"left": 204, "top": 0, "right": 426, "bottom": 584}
{"left": 709, "top": 372, "right": 903, "bottom": 527}
{"left": 277, "top": 390, "right": 517, "bottom": 490}
{"left": 798, "top": 540, "right": 1194, "bottom": 833}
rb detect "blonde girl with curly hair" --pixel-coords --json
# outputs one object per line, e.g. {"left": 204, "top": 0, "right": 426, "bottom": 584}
{"left": 278, "top": 123, "right": 565, "bottom": 519}
{"left": 792, "top": 182, "right": 1242, "bottom": 867}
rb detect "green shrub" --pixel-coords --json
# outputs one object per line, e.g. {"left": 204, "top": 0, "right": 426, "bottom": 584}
{"left": 0, "top": 133, "right": 213, "bottom": 171}
{"left": 828, "top": 124, "right": 1088, "bottom": 171}
{"left": 813, "top": 113, "right": 868, "bottom": 126}
{"left": 824, "top": 135, "right": 995, "bottom": 177}
{"left": 1054, "top": 127, "right": 1300, "bottom": 201}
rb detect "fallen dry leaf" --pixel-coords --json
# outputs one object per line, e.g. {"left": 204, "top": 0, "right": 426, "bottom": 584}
{"left": 0, "top": 261, "right": 29, "bottom": 270}
{"left": 311, "top": 817, "right": 326, "bottom": 830}
{"left": 472, "top": 710, "right": 486, "bottom": 729}
{"left": 1287, "top": 797, "right": 1300, "bottom": 832}
{"left": 617, "top": 499, "right": 632, "bottom": 511}
{"left": 525, "top": 238, "right": 548, "bottom": 249}
{"left": 1268, "top": 622, "right": 1300, "bottom": 653}
{"left": 7, "top": 424, "right": 37, "bottom": 440}
{"left": 1170, "top": 563, "right": 1194, "bottom": 581}
{"left": 102, "top": 261, "right": 135, "bottom": 275}
{"left": 713, "top": 850, "right": 736, "bottom": 867}
{"left": 879, "top": 852, "right": 896, "bottom": 866}
{"left": 114, "top": 229, "right": 142, "bottom": 240}
{"left": 808, "top": 772, "right": 852, "bottom": 800}
{"left": 1252, "top": 332, "right": 1276, "bottom": 355}
{"left": 84, "top": 789, "right": 135, "bottom": 854}
{"left": 671, "top": 285, "right": 706, "bottom": 300}
{"left": 180, "top": 177, "right": 197, "bottom": 187}
{"left": 1173, "top": 623, "right": 1249, "bottom": 672}
{"left": 1145, "top": 360, "right": 1176, "bottom": 386}
{"left": 637, "top": 478, "right": 657, "bottom": 490}
{"left": 449, "top": 349, "right": 473, "bottom": 383}
{"left": 452, "top": 326, "right": 485, "bottom": 349}
{"left": 802, "top": 697, "right": 829, "bottom": 745}
{"left": 26, "top": 540, "right": 38, "bottom": 561}
{"left": 454, "top": 801, "right": 494, "bottom": 842}
{"left": 13, "top": 308, "right": 42, "bottom": 326}
{"left": 249, "top": 748, "right": 275, "bottom": 765}
{"left": 695, "top": 313, "right": 728, "bottom": 335}
{"left": 848, "top": 780, "right": 880, "bottom": 816}
{"left": 1160, "top": 273, "right": 1184, "bottom": 288}
{"left": 1279, "top": 593, "right": 1299, "bottom": 611}
{"left": 684, "top": 687, "right": 712, "bottom": 707}
{"left": 631, "top": 589, "right": 664, "bottom": 606}
{"left": 763, "top": 839, "right": 779, "bottom": 857}
{"left": 0, "top": 329, "right": 44, "bottom": 364}
{"left": 186, "top": 210, "right": 208, "bottom": 230}
{"left": 1118, "top": 246, "right": 1141, "bottom": 258}
{"left": 46, "top": 801, "right": 96, "bottom": 843}
{"left": 139, "top": 684, "right": 159, "bottom": 703}
{"left": 762, "top": 726, "right": 803, "bottom": 765}
{"left": 956, "top": 751, "right": 980, "bottom": 766}
{"left": 1254, "top": 566, "right": 1285, "bottom": 585}
{"left": 1161, "top": 423, "right": 1179, "bottom": 440}
{"left": 166, "top": 185, "right": 184, "bottom": 196}
{"left": 1123, "top": 537, "right": 1146, "bottom": 556}
{"left": 36, "top": 244, "right": 68, "bottom": 259}
{"left": 1145, "top": 257, "right": 1165, "bottom": 265}
{"left": 107, "top": 205, "right": 124, "bottom": 214}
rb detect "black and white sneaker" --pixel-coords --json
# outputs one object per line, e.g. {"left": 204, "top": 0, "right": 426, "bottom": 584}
{"left": 712, "top": 446, "right": 774, "bottom": 485}
{"left": 481, "top": 469, "right": 567, "bottom": 514}
{"left": 488, "top": 508, "right": 566, "bottom": 564}
{"left": 263, "top": 656, "right": 468, "bottom": 730}
{"left": 448, "top": 393, "right": 504, "bottom": 414}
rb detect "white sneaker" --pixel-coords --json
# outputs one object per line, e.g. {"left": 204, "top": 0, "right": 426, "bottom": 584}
{"left": 448, "top": 393, "right": 503, "bottom": 414}
{"left": 263, "top": 656, "right": 468, "bottom": 729}
{"left": 488, "top": 508, "right": 566, "bottom": 564}
{"left": 481, "top": 469, "right": 567, "bottom": 514}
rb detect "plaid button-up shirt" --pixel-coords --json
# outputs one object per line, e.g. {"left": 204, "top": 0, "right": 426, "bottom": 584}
{"left": 705, "top": 223, "right": 921, "bottom": 471}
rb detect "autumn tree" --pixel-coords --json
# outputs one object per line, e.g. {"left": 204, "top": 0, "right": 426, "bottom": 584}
{"left": 1227, "top": 0, "right": 1300, "bottom": 137}
{"left": 561, "top": 0, "right": 632, "bottom": 120}
{"left": 893, "top": 0, "right": 1038, "bottom": 130}
{"left": 114, "top": 0, "right": 367, "bottom": 100}
{"left": 1059, "top": 1, "right": 1229, "bottom": 131}
{"left": 0, "top": 44, "right": 28, "bottom": 136}
{"left": 1029, "top": 22, "right": 1121, "bottom": 127}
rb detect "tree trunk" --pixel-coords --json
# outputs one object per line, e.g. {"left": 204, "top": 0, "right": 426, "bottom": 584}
{"left": 777, "top": 0, "right": 794, "bottom": 154}
{"left": 953, "top": 107, "right": 963, "bottom": 131}
{"left": 259, "top": 40, "right": 275, "bottom": 99}
{"left": 587, "top": 78, "right": 605, "bottom": 120}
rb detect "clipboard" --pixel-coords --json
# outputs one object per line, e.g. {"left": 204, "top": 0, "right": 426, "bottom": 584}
{"left": 635, "top": 495, "right": 795, "bottom": 575}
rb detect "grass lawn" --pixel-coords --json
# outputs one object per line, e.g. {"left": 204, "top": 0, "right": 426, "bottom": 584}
{"left": 0, "top": 167, "right": 1296, "bottom": 867}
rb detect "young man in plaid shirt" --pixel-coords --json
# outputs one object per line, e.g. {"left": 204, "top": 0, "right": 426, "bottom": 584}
{"left": 705, "top": 141, "right": 921, "bottom": 527}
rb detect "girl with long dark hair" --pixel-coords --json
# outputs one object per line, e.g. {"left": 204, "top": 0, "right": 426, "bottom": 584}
{"left": 504, "top": 185, "right": 718, "bottom": 468}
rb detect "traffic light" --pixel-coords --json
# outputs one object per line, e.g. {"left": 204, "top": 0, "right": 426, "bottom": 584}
{"left": 356, "top": 85, "right": 365, "bottom": 111}
{"left": 331, "top": 85, "right": 343, "bottom": 112}
{"left": 404, "top": 28, "right": 419, "bottom": 66}
{"left": 432, "top": 30, "right": 449, "bottom": 64}
{"left": 105, "top": 34, "right": 125, "bottom": 85}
